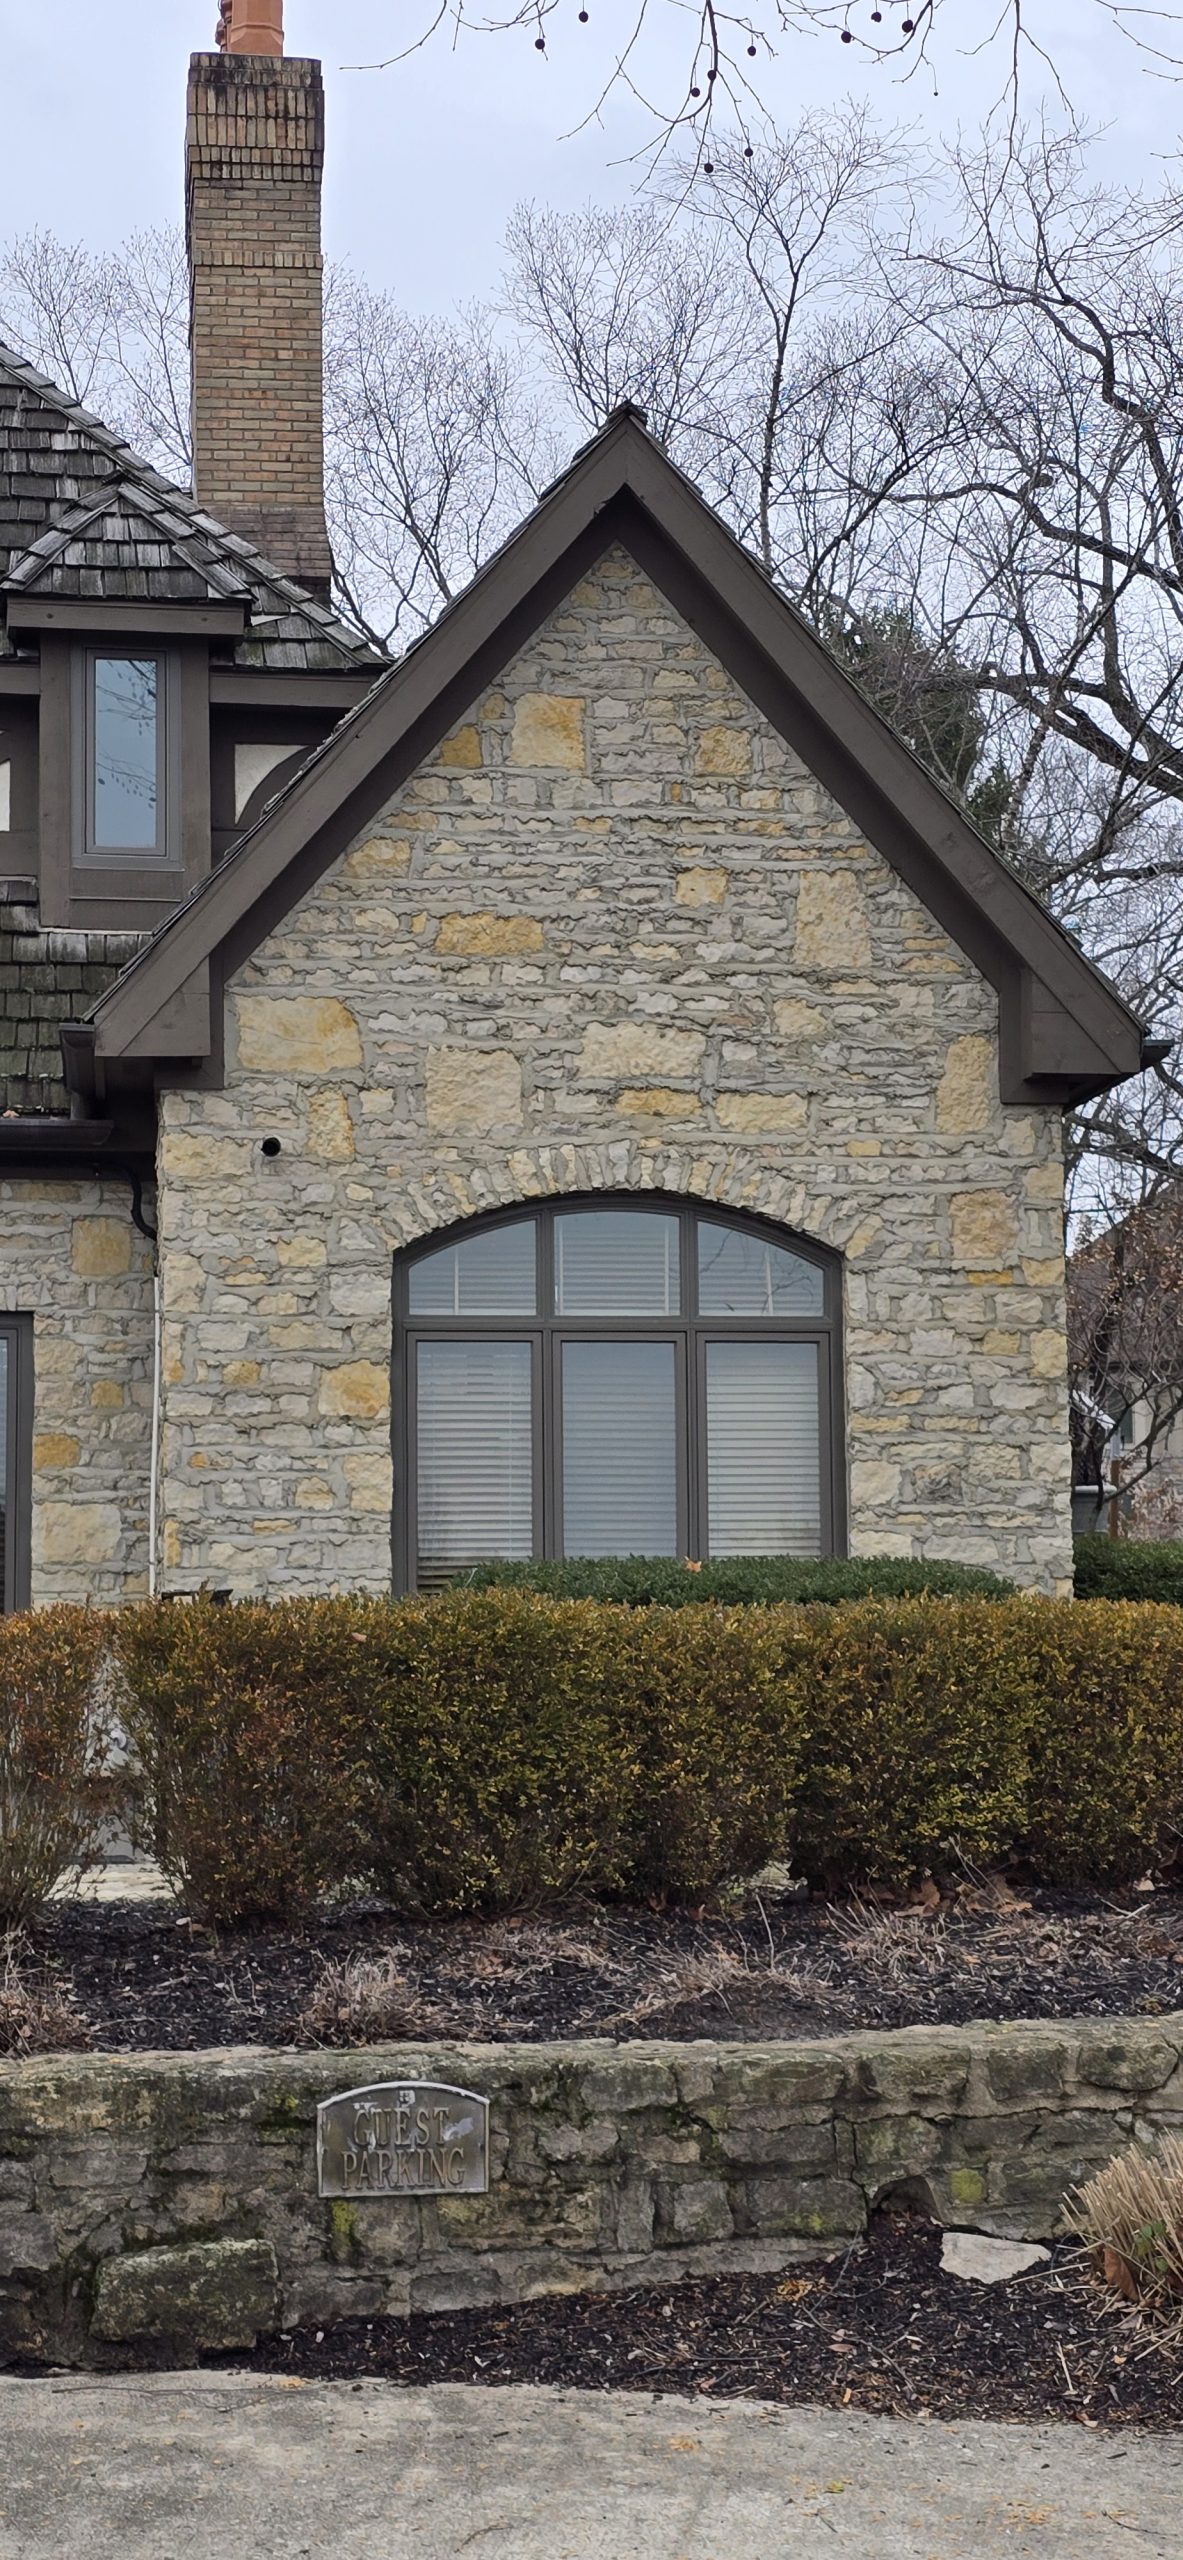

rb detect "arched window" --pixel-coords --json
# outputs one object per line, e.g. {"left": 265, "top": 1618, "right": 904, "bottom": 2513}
{"left": 393, "top": 1197, "right": 843, "bottom": 1589}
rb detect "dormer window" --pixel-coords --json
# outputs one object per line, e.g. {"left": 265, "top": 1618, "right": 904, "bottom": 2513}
{"left": 77, "top": 651, "right": 179, "bottom": 871}
{"left": 31, "top": 633, "right": 207, "bottom": 929}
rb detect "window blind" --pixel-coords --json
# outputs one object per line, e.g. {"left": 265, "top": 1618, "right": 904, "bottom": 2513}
{"left": 554, "top": 1211, "right": 680, "bottom": 1313}
{"left": 409, "top": 1222, "right": 537, "bottom": 1314}
{"left": 561, "top": 1339, "right": 679, "bottom": 1555}
{"left": 415, "top": 1338, "right": 533, "bottom": 1585}
{"left": 697, "top": 1221, "right": 824, "bottom": 1315}
{"left": 706, "top": 1339, "right": 822, "bottom": 1555}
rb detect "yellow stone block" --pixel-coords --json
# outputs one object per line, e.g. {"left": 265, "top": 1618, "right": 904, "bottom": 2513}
{"left": 794, "top": 870, "right": 871, "bottom": 972}
{"left": 341, "top": 835, "right": 412, "bottom": 881}
{"left": 276, "top": 1235, "right": 328, "bottom": 1269}
{"left": 163, "top": 1521, "right": 183, "bottom": 1572}
{"left": 33, "top": 1432, "right": 80, "bottom": 1471}
{"left": 233, "top": 994, "right": 362, "bottom": 1075}
{"left": 424, "top": 1047, "right": 523, "bottom": 1135}
{"left": 675, "top": 867, "right": 727, "bottom": 908}
{"left": 1030, "top": 1328, "right": 1067, "bottom": 1380}
{"left": 936, "top": 1033, "right": 995, "bottom": 1134}
{"left": 71, "top": 1216, "right": 132, "bottom": 1280}
{"left": 318, "top": 1362, "right": 390, "bottom": 1420}
{"left": 344, "top": 1451, "right": 394, "bottom": 1512}
{"left": 983, "top": 1331, "right": 1020, "bottom": 1357}
{"left": 774, "top": 999, "right": 826, "bottom": 1040}
{"left": 436, "top": 913, "right": 545, "bottom": 957}
{"left": 1023, "top": 1258, "right": 1064, "bottom": 1288}
{"left": 618, "top": 1087, "right": 694, "bottom": 1119}
{"left": 35, "top": 1502, "right": 121, "bottom": 1567}
{"left": 951, "top": 1189, "right": 1018, "bottom": 1266}
{"left": 91, "top": 1381, "right": 125, "bottom": 1412}
{"left": 847, "top": 1138, "right": 881, "bottom": 1157}
{"left": 224, "top": 1362, "right": 261, "bottom": 1388}
{"left": 159, "top": 1132, "right": 253, "bottom": 1185}
{"left": 695, "top": 723, "right": 752, "bottom": 777}
{"left": 1026, "top": 1163, "right": 1066, "bottom": 1203}
{"left": 715, "top": 1090, "right": 808, "bottom": 1133}
{"left": 510, "top": 693, "right": 586, "bottom": 769}
{"left": 578, "top": 1023, "right": 704, "bottom": 1081}
{"left": 295, "top": 1478, "right": 334, "bottom": 1510}
{"left": 439, "top": 726, "right": 482, "bottom": 768}
{"left": 307, "top": 1090, "right": 356, "bottom": 1162}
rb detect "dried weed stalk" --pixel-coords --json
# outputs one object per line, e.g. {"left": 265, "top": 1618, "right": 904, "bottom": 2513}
{"left": 0, "top": 1936, "right": 91, "bottom": 2057}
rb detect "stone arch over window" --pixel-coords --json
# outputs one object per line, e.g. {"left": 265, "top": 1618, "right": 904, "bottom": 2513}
{"left": 392, "top": 1193, "right": 845, "bottom": 1590}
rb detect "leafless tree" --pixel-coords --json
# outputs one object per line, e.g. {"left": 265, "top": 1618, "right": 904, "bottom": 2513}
{"left": 349, "top": 1, "right": 1183, "bottom": 165}
{"left": 0, "top": 227, "right": 191, "bottom": 477}
{"left": 326, "top": 275, "right": 555, "bottom": 647}
{"left": 1069, "top": 1184, "right": 1183, "bottom": 1520}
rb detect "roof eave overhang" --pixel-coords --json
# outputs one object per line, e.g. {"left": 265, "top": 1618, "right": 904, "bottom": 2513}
{"left": 84, "top": 410, "right": 1150, "bottom": 1103}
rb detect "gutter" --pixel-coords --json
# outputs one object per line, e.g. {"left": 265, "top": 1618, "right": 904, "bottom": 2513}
{"left": 0, "top": 1117, "right": 114, "bottom": 1154}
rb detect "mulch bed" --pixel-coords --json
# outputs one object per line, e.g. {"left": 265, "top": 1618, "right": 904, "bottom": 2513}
{"left": 14, "top": 1881, "right": 1183, "bottom": 2052}
{"left": 223, "top": 2214, "right": 1183, "bottom": 2429}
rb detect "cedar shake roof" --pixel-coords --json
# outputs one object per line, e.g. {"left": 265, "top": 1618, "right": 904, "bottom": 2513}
{"left": 0, "top": 341, "right": 382, "bottom": 673}
{"left": 86, "top": 406, "right": 1152, "bottom": 1116}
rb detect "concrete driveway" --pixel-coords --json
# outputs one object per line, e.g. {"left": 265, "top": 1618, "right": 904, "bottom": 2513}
{"left": 0, "top": 2375, "right": 1176, "bottom": 2559}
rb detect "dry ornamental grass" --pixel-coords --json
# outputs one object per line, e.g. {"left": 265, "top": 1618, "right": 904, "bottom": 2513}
{"left": 1068, "top": 2136, "right": 1183, "bottom": 2336}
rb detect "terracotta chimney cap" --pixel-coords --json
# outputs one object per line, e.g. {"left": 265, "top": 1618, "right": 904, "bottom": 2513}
{"left": 216, "top": 0, "right": 284, "bottom": 52}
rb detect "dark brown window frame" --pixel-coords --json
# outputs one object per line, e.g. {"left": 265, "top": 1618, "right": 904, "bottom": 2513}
{"left": 391, "top": 1194, "right": 845, "bottom": 1591}
{"left": 38, "top": 636, "right": 212, "bottom": 930}
{"left": 0, "top": 1315, "right": 34, "bottom": 1614}
{"left": 75, "top": 647, "right": 178, "bottom": 872}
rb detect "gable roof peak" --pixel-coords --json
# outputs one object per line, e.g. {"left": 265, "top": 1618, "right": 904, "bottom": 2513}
{"left": 84, "top": 411, "right": 1149, "bottom": 1109}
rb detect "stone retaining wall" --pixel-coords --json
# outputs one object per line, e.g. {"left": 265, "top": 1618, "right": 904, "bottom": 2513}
{"left": 2, "top": 2016, "right": 1178, "bottom": 2364}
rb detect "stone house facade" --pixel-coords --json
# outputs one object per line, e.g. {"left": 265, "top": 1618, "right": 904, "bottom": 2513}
{"left": 0, "top": 37, "right": 1152, "bottom": 1608}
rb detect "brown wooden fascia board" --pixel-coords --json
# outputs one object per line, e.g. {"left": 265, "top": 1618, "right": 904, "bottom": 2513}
{"left": 6, "top": 599, "right": 248, "bottom": 638}
{"left": 104, "top": 965, "right": 211, "bottom": 1064}
{"left": 209, "top": 670, "right": 378, "bottom": 707}
{"left": 89, "top": 413, "right": 1145, "bottom": 1084}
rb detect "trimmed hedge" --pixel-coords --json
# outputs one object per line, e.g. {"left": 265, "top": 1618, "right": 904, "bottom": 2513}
{"left": 1074, "top": 1536, "right": 1183, "bottom": 1605}
{"left": 463, "top": 1554, "right": 1015, "bottom": 1605}
{"left": 114, "top": 1591, "right": 807, "bottom": 1925}
{"left": 110, "top": 1590, "right": 1183, "bottom": 1924}
{"left": 0, "top": 1608, "right": 110, "bottom": 1923}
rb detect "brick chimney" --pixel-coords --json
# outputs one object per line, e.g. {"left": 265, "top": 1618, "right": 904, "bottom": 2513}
{"left": 186, "top": 25, "right": 333, "bottom": 599}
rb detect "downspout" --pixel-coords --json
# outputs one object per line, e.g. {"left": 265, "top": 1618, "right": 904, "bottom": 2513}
{"left": 108, "top": 1164, "right": 161, "bottom": 1600}
{"left": 149, "top": 1270, "right": 162, "bottom": 1599}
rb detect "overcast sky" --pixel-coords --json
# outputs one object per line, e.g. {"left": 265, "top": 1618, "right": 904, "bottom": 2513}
{"left": 0, "top": 0, "right": 1175, "bottom": 314}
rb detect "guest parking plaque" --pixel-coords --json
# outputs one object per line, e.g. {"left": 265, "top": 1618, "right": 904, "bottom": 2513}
{"left": 317, "top": 2081, "right": 489, "bottom": 2199}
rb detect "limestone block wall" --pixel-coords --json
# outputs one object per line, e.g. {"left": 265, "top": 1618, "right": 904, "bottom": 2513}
{"left": 0, "top": 1178, "right": 154, "bottom": 1605}
{"left": 1, "top": 2016, "right": 1178, "bottom": 2362}
{"left": 156, "top": 547, "right": 1073, "bottom": 1594}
